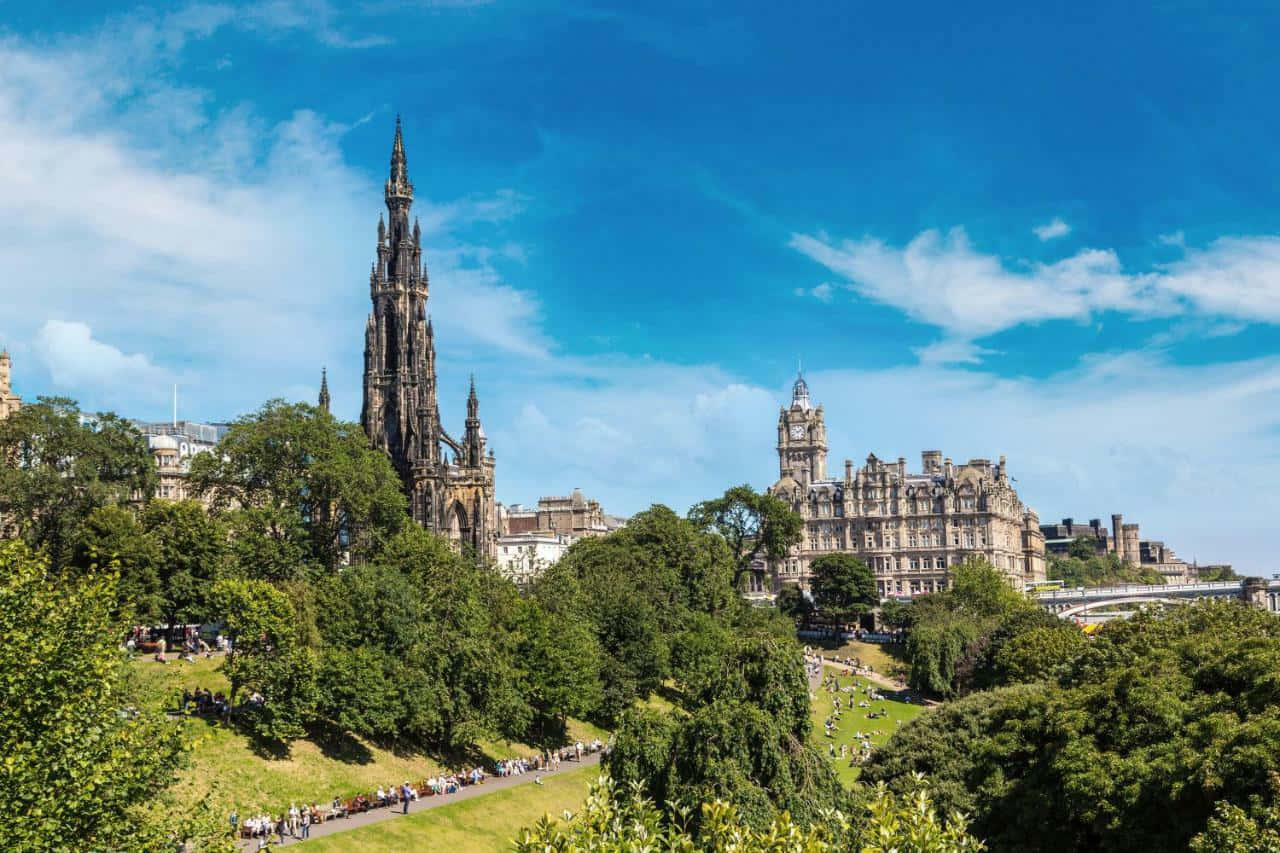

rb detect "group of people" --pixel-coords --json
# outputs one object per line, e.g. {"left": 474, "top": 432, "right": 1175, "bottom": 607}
{"left": 233, "top": 803, "right": 323, "bottom": 848}
{"left": 494, "top": 739, "right": 600, "bottom": 779}
{"left": 228, "top": 740, "right": 608, "bottom": 846}
{"left": 179, "top": 687, "right": 230, "bottom": 719}
{"left": 818, "top": 673, "right": 899, "bottom": 767}
{"left": 124, "top": 625, "right": 231, "bottom": 663}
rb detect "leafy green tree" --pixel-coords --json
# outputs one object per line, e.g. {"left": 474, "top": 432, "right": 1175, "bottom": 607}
{"left": 513, "top": 774, "right": 984, "bottom": 851}
{"left": 211, "top": 578, "right": 316, "bottom": 745}
{"left": 514, "top": 599, "right": 603, "bottom": 741}
{"left": 0, "top": 397, "right": 156, "bottom": 569}
{"left": 810, "top": 553, "right": 878, "bottom": 622}
{"left": 608, "top": 626, "right": 840, "bottom": 830}
{"left": 143, "top": 499, "right": 228, "bottom": 627}
{"left": 869, "top": 600, "right": 1280, "bottom": 852}
{"left": 74, "top": 504, "right": 162, "bottom": 620}
{"left": 1067, "top": 535, "right": 1097, "bottom": 560}
{"left": 190, "top": 400, "right": 406, "bottom": 572}
{"left": 0, "top": 540, "right": 227, "bottom": 850}
{"left": 374, "top": 526, "right": 531, "bottom": 748}
{"left": 879, "top": 598, "right": 913, "bottom": 629}
{"left": 990, "top": 624, "right": 1085, "bottom": 684}
{"left": 688, "top": 484, "right": 803, "bottom": 589}
{"left": 1048, "top": 551, "right": 1164, "bottom": 586}
{"left": 1191, "top": 798, "right": 1280, "bottom": 852}
{"left": 775, "top": 584, "right": 813, "bottom": 621}
{"left": 903, "top": 559, "right": 1040, "bottom": 695}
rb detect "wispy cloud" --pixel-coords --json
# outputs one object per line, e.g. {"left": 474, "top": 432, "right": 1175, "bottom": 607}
{"left": 791, "top": 226, "right": 1280, "bottom": 342}
{"left": 0, "top": 10, "right": 542, "bottom": 418}
{"left": 789, "top": 227, "right": 1171, "bottom": 339}
{"left": 1033, "top": 217, "right": 1071, "bottom": 241}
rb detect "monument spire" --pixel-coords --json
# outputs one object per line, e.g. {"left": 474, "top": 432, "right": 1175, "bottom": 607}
{"left": 318, "top": 367, "right": 331, "bottom": 414}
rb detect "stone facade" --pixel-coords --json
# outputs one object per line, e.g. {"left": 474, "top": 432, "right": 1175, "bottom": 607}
{"left": 768, "top": 373, "right": 1046, "bottom": 598}
{"left": 494, "top": 532, "right": 571, "bottom": 587}
{"left": 133, "top": 421, "right": 228, "bottom": 506}
{"left": 0, "top": 350, "right": 22, "bottom": 420}
{"left": 360, "top": 119, "right": 496, "bottom": 558}
{"left": 1040, "top": 512, "right": 1210, "bottom": 584}
{"left": 499, "top": 490, "right": 625, "bottom": 540}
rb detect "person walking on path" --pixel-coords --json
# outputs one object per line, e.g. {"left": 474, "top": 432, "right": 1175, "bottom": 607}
{"left": 300, "top": 811, "right": 310, "bottom": 840}
{"left": 401, "top": 783, "right": 411, "bottom": 815}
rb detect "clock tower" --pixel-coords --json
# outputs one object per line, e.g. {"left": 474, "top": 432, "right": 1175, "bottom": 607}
{"left": 777, "top": 372, "right": 827, "bottom": 487}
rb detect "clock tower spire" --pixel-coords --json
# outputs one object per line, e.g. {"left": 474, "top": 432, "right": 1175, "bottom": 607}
{"left": 777, "top": 370, "right": 827, "bottom": 486}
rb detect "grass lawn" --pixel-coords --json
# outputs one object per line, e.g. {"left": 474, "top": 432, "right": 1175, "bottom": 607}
{"left": 129, "top": 656, "right": 606, "bottom": 819}
{"left": 808, "top": 639, "right": 909, "bottom": 680}
{"left": 304, "top": 766, "right": 599, "bottom": 852}
{"left": 808, "top": 666, "right": 926, "bottom": 787}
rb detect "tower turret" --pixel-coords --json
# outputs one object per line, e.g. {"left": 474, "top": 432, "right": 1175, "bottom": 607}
{"left": 318, "top": 367, "right": 331, "bottom": 414}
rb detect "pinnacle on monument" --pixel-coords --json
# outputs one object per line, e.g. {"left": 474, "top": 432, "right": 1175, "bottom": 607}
{"left": 386, "top": 115, "right": 413, "bottom": 200}
{"left": 318, "top": 366, "right": 331, "bottom": 413}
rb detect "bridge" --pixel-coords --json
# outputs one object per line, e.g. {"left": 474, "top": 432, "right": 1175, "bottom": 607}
{"left": 1034, "top": 579, "right": 1280, "bottom": 621}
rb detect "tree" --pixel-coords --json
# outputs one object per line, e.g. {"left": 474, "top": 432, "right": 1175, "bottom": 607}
{"left": 775, "top": 584, "right": 813, "bottom": 621}
{"left": 868, "top": 601, "right": 1280, "bottom": 852}
{"left": 0, "top": 540, "right": 227, "bottom": 850}
{"left": 143, "top": 499, "right": 228, "bottom": 628}
{"left": 809, "top": 553, "right": 878, "bottom": 622}
{"left": 211, "top": 578, "right": 316, "bottom": 746}
{"left": 74, "top": 504, "right": 162, "bottom": 621}
{"left": 0, "top": 397, "right": 155, "bottom": 569}
{"left": 514, "top": 599, "right": 603, "bottom": 741}
{"left": 990, "top": 624, "right": 1085, "bottom": 684}
{"left": 1048, "top": 551, "right": 1164, "bottom": 587}
{"left": 607, "top": 625, "right": 841, "bottom": 831}
{"left": 189, "top": 400, "right": 406, "bottom": 573}
{"left": 514, "top": 774, "right": 984, "bottom": 851}
{"left": 1067, "top": 534, "right": 1097, "bottom": 560}
{"left": 688, "top": 484, "right": 802, "bottom": 588}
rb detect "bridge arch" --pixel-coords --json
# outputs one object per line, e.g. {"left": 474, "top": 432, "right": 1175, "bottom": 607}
{"left": 1056, "top": 596, "right": 1188, "bottom": 619}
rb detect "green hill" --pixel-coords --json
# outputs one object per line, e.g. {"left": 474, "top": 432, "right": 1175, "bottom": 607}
{"left": 132, "top": 656, "right": 607, "bottom": 819}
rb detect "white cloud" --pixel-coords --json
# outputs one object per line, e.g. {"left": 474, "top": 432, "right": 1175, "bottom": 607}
{"left": 33, "top": 321, "right": 173, "bottom": 397}
{"left": 0, "top": 13, "right": 543, "bottom": 418}
{"left": 912, "top": 339, "right": 996, "bottom": 365}
{"left": 1033, "top": 217, "right": 1071, "bottom": 241}
{"left": 789, "top": 227, "right": 1171, "bottom": 340}
{"left": 1158, "top": 230, "right": 1186, "bottom": 247}
{"left": 810, "top": 282, "right": 834, "bottom": 302}
{"left": 791, "top": 225, "right": 1280, "bottom": 343}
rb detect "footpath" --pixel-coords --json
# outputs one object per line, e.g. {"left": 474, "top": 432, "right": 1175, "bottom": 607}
{"left": 235, "top": 752, "right": 602, "bottom": 849}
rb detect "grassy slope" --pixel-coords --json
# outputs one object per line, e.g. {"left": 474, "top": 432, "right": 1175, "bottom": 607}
{"left": 808, "top": 639, "right": 909, "bottom": 680}
{"left": 304, "top": 766, "right": 599, "bottom": 853}
{"left": 808, "top": 666, "right": 925, "bottom": 787}
{"left": 131, "top": 657, "right": 608, "bottom": 818}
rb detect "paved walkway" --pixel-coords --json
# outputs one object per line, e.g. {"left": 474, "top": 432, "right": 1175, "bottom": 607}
{"left": 234, "top": 752, "right": 602, "bottom": 849}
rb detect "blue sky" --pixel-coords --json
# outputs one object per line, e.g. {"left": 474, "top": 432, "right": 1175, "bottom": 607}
{"left": 1, "top": 1, "right": 1279, "bottom": 570}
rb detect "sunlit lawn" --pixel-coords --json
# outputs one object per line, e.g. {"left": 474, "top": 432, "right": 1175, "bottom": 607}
{"left": 304, "top": 766, "right": 599, "bottom": 852}
{"left": 129, "top": 656, "right": 608, "bottom": 819}
{"left": 808, "top": 666, "right": 926, "bottom": 787}
{"left": 807, "top": 639, "right": 909, "bottom": 680}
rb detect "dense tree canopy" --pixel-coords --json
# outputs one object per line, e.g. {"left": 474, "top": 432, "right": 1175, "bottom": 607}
{"left": 809, "top": 553, "right": 878, "bottom": 622}
{"left": 514, "top": 774, "right": 983, "bottom": 852}
{"left": 0, "top": 397, "right": 155, "bottom": 569}
{"left": 899, "top": 559, "right": 1079, "bottom": 696}
{"left": 1048, "top": 549, "right": 1164, "bottom": 586}
{"left": 189, "top": 400, "right": 406, "bottom": 573}
{"left": 688, "top": 484, "right": 802, "bottom": 588}
{"left": 867, "top": 600, "right": 1280, "bottom": 852}
{"left": 0, "top": 540, "right": 225, "bottom": 850}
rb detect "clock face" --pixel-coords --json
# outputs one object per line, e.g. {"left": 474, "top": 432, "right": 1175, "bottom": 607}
{"left": 790, "top": 424, "right": 805, "bottom": 440}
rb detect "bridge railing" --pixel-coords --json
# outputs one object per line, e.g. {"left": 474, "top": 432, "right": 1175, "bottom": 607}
{"left": 1033, "top": 581, "right": 1243, "bottom": 602}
